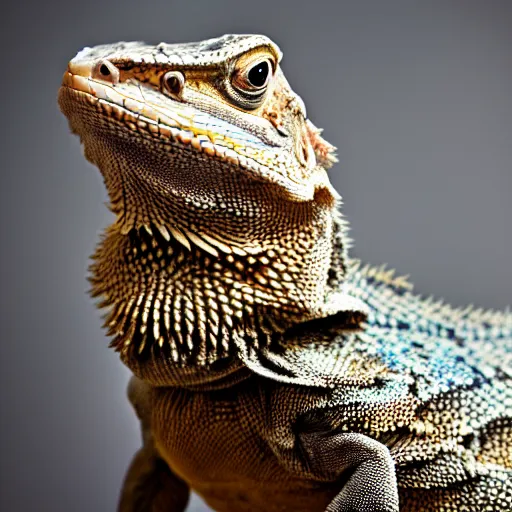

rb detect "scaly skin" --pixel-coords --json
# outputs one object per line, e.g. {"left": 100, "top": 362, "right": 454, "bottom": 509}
{"left": 59, "top": 34, "right": 511, "bottom": 511}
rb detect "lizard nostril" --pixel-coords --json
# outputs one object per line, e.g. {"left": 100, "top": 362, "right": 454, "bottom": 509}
{"left": 99, "top": 64, "right": 111, "bottom": 76}
{"left": 92, "top": 59, "right": 120, "bottom": 84}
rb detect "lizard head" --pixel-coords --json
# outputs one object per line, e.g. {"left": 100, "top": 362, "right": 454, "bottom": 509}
{"left": 59, "top": 34, "right": 366, "bottom": 378}
{"left": 58, "top": 34, "right": 339, "bottom": 253}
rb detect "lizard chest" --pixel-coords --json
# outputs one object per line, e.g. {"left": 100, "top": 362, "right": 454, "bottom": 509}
{"left": 149, "top": 384, "right": 335, "bottom": 512}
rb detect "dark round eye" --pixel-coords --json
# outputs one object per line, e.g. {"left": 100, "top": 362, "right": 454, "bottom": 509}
{"left": 226, "top": 55, "right": 274, "bottom": 110}
{"left": 247, "top": 61, "right": 269, "bottom": 88}
{"left": 162, "top": 71, "right": 185, "bottom": 99}
{"left": 166, "top": 76, "right": 180, "bottom": 94}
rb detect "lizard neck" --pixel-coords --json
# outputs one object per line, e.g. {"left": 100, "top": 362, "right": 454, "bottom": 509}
{"left": 90, "top": 198, "right": 367, "bottom": 386}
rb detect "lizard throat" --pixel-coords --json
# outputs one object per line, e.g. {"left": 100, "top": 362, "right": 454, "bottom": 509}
{"left": 89, "top": 216, "right": 367, "bottom": 386}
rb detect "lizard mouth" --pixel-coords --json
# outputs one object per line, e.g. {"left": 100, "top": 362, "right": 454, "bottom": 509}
{"left": 59, "top": 67, "right": 320, "bottom": 201}
{"left": 60, "top": 70, "right": 277, "bottom": 146}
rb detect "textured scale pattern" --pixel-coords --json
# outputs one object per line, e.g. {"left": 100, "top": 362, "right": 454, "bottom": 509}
{"left": 59, "top": 33, "right": 512, "bottom": 511}
{"left": 88, "top": 219, "right": 363, "bottom": 373}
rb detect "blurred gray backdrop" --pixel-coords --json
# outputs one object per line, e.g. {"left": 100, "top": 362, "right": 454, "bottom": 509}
{"left": 1, "top": 1, "right": 511, "bottom": 510}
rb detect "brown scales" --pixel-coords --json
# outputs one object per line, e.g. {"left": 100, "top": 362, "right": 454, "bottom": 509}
{"left": 88, "top": 216, "right": 362, "bottom": 376}
{"left": 59, "top": 34, "right": 511, "bottom": 511}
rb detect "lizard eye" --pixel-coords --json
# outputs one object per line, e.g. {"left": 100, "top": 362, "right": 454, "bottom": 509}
{"left": 232, "top": 58, "right": 273, "bottom": 93}
{"left": 226, "top": 55, "right": 275, "bottom": 110}
{"left": 247, "top": 61, "right": 270, "bottom": 88}
{"left": 162, "top": 71, "right": 185, "bottom": 99}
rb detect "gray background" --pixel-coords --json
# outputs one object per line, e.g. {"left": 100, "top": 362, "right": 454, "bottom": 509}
{"left": 1, "top": 1, "right": 511, "bottom": 511}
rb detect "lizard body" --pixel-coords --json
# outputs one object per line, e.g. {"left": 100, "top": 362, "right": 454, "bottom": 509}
{"left": 59, "top": 34, "right": 512, "bottom": 511}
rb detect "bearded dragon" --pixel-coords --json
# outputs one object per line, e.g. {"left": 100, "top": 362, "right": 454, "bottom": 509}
{"left": 59, "top": 34, "right": 512, "bottom": 512}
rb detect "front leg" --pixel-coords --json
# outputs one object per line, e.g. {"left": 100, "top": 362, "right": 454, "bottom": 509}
{"left": 300, "top": 431, "right": 399, "bottom": 512}
{"left": 118, "top": 377, "right": 190, "bottom": 512}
